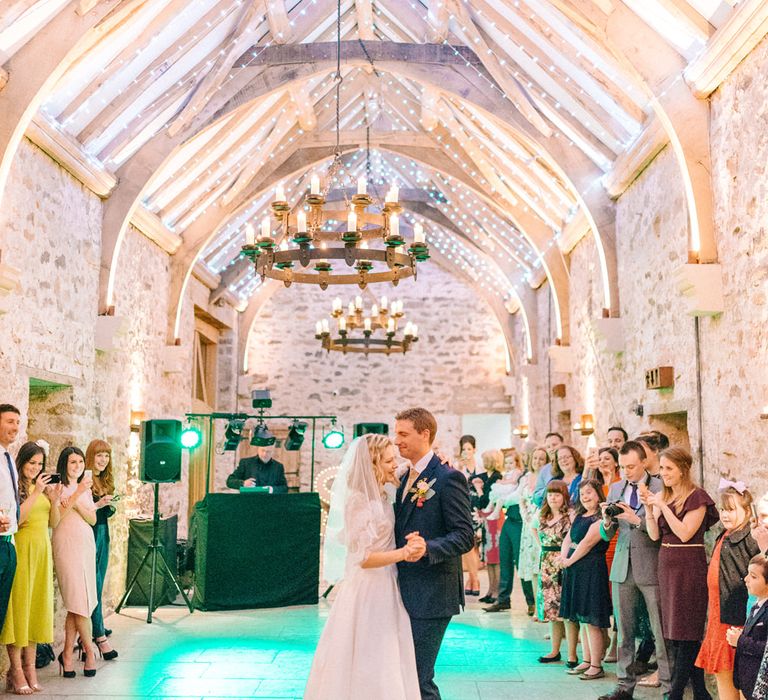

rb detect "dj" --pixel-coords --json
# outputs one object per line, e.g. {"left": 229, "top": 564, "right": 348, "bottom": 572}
{"left": 226, "top": 444, "right": 288, "bottom": 493}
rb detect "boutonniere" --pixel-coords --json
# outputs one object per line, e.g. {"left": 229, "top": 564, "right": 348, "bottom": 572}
{"left": 410, "top": 478, "right": 437, "bottom": 508}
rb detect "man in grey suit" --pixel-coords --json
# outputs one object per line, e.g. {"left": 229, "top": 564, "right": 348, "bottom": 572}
{"left": 598, "top": 440, "right": 670, "bottom": 700}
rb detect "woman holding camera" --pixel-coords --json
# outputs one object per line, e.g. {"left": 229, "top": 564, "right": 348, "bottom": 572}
{"left": 1, "top": 442, "right": 61, "bottom": 694}
{"left": 86, "top": 440, "right": 118, "bottom": 660}
{"left": 51, "top": 446, "right": 98, "bottom": 678}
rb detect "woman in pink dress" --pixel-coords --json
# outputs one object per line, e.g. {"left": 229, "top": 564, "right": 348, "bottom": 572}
{"left": 51, "top": 447, "right": 98, "bottom": 678}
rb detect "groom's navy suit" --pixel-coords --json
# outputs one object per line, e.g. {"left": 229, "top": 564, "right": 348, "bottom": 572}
{"left": 395, "top": 453, "right": 474, "bottom": 700}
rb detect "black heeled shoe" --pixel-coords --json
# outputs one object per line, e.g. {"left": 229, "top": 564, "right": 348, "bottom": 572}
{"left": 83, "top": 653, "right": 97, "bottom": 677}
{"left": 57, "top": 652, "right": 76, "bottom": 678}
{"left": 94, "top": 636, "right": 118, "bottom": 661}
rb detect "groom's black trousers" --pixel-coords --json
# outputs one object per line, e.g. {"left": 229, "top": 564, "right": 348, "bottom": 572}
{"left": 410, "top": 616, "right": 451, "bottom": 700}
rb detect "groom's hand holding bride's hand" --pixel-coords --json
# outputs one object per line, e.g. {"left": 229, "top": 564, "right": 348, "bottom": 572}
{"left": 402, "top": 531, "right": 427, "bottom": 562}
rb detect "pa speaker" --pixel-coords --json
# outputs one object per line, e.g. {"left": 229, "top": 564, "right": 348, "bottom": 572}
{"left": 353, "top": 422, "right": 389, "bottom": 438}
{"left": 140, "top": 419, "right": 182, "bottom": 483}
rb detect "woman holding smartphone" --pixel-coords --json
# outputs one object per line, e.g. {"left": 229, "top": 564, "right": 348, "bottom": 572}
{"left": 85, "top": 440, "right": 118, "bottom": 660}
{"left": 0, "top": 442, "right": 61, "bottom": 693}
{"left": 51, "top": 446, "right": 98, "bottom": 678}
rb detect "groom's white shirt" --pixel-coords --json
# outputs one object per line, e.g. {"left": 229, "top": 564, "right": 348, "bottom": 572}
{"left": 412, "top": 450, "right": 435, "bottom": 475}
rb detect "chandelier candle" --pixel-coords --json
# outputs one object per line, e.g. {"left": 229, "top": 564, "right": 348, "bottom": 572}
{"left": 310, "top": 174, "right": 320, "bottom": 196}
{"left": 275, "top": 184, "right": 286, "bottom": 203}
{"left": 357, "top": 176, "right": 367, "bottom": 196}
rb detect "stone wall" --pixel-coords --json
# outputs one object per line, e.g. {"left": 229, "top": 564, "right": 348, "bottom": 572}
{"left": 0, "top": 139, "right": 236, "bottom": 635}
{"left": 242, "top": 263, "right": 512, "bottom": 487}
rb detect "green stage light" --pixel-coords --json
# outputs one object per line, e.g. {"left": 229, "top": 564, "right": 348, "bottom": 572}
{"left": 180, "top": 425, "right": 202, "bottom": 449}
{"left": 322, "top": 421, "right": 345, "bottom": 449}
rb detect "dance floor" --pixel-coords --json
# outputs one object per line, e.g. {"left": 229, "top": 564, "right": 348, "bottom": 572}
{"left": 32, "top": 593, "right": 661, "bottom": 699}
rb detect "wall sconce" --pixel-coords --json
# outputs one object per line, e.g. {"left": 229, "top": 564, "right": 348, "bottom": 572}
{"left": 630, "top": 400, "right": 644, "bottom": 417}
{"left": 130, "top": 409, "right": 146, "bottom": 432}
{"left": 513, "top": 425, "right": 529, "bottom": 439}
{"left": 761, "top": 405, "right": 768, "bottom": 420}
{"left": 573, "top": 414, "right": 595, "bottom": 436}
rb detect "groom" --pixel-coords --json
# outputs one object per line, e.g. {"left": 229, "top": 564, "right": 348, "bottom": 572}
{"left": 394, "top": 408, "right": 475, "bottom": 700}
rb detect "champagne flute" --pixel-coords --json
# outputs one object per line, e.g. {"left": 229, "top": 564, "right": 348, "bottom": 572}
{"left": 0, "top": 500, "right": 12, "bottom": 534}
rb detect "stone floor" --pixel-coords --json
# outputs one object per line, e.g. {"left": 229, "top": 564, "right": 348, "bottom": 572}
{"left": 29, "top": 589, "right": 665, "bottom": 700}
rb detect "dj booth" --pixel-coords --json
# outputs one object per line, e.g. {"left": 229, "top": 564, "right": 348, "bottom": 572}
{"left": 190, "top": 492, "right": 321, "bottom": 610}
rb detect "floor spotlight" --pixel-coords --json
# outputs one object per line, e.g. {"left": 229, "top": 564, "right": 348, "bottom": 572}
{"left": 322, "top": 420, "right": 345, "bottom": 449}
{"left": 285, "top": 420, "right": 308, "bottom": 451}
{"left": 250, "top": 420, "right": 276, "bottom": 447}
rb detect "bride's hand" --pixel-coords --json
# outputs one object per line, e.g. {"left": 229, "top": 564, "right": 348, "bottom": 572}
{"left": 403, "top": 532, "right": 426, "bottom": 561}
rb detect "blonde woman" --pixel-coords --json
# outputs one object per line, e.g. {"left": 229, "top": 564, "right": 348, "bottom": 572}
{"left": 518, "top": 447, "right": 547, "bottom": 616}
{"left": 307, "top": 435, "right": 424, "bottom": 699}
{"left": 475, "top": 450, "right": 504, "bottom": 603}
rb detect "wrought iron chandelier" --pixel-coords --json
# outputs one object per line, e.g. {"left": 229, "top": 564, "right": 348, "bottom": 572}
{"left": 240, "top": 0, "right": 428, "bottom": 290}
{"left": 315, "top": 294, "right": 419, "bottom": 355}
{"left": 240, "top": 180, "right": 429, "bottom": 290}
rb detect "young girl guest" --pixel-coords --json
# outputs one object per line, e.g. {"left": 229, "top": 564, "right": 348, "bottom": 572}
{"left": 645, "top": 447, "right": 720, "bottom": 700}
{"left": 536, "top": 481, "right": 577, "bottom": 666}
{"left": 728, "top": 554, "right": 768, "bottom": 700}
{"left": 0, "top": 442, "right": 61, "bottom": 694}
{"left": 85, "top": 440, "right": 118, "bottom": 661}
{"left": 476, "top": 450, "right": 504, "bottom": 602}
{"left": 559, "top": 479, "right": 612, "bottom": 680}
{"left": 458, "top": 435, "right": 481, "bottom": 596}
{"left": 695, "top": 483, "right": 760, "bottom": 700}
{"left": 51, "top": 447, "right": 98, "bottom": 678}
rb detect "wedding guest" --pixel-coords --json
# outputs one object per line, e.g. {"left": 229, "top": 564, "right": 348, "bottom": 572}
{"left": 644, "top": 446, "right": 719, "bottom": 700}
{"left": 458, "top": 435, "right": 481, "bottom": 596}
{"left": 532, "top": 432, "right": 565, "bottom": 506}
{"left": 559, "top": 479, "right": 612, "bottom": 680}
{"left": 536, "top": 481, "right": 577, "bottom": 666}
{"left": 518, "top": 447, "right": 547, "bottom": 616}
{"left": 85, "top": 440, "right": 118, "bottom": 660}
{"left": 606, "top": 427, "right": 628, "bottom": 451}
{"left": 730, "top": 554, "right": 768, "bottom": 700}
{"left": 0, "top": 404, "right": 21, "bottom": 635}
{"left": 52, "top": 447, "right": 98, "bottom": 678}
{"left": 636, "top": 431, "right": 669, "bottom": 477}
{"left": 597, "top": 447, "right": 621, "bottom": 662}
{"left": 476, "top": 450, "right": 503, "bottom": 603}
{"left": 695, "top": 482, "right": 760, "bottom": 700}
{"left": 552, "top": 445, "right": 584, "bottom": 503}
{"left": 598, "top": 440, "right": 670, "bottom": 700}
{"left": 0, "top": 442, "right": 60, "bottom": 694}
{"left": 752, "top": 493, "right": 768, "bottom": 555}
{"left": 482, "top": 450, "right": 527, "bottom": 612}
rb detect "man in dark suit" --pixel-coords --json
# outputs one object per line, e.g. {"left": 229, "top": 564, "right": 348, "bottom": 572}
{"left": 394, "top": 407, "right": 475, "bottom": 700}
{"left": 226, "top": 444, "right": 288, "bottom": 493}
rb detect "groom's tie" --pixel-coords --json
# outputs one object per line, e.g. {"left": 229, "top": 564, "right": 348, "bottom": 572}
{"left": 402, "top": 468, "right": 420, "bottom": 502}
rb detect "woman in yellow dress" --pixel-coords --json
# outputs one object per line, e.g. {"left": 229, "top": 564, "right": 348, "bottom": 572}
{"left": 1, "top": 442, "right": 61, "bottom": 694}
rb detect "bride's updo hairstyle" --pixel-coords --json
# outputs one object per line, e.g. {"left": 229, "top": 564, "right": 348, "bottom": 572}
{"left": 364, "top": 433, "right": 394, "bottom": 484}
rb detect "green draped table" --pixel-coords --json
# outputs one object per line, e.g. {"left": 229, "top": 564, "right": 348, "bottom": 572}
{"left": 191, "top": 492, "right": 321, "bottom": 610}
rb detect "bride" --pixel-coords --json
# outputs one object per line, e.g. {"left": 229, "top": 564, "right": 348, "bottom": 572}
{"left": 304, "top": 434, "right": 424, "bottom": 700}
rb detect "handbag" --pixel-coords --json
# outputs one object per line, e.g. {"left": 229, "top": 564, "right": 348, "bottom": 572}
{"left": 35, "top": 643, "right": 55, "bottom": 669}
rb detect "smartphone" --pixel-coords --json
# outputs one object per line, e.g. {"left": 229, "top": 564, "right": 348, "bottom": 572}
{"left": 84, "top": 469, "right": 93, "bottom": 480}
{"left": 45, "top": 473, "right": 61, "bottom": 484}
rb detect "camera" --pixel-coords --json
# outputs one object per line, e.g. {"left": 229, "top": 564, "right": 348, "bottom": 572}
{"left": 604, "top": 502, "right": 624, "bottom": 518}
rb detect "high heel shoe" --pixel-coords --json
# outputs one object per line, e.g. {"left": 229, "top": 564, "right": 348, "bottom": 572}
{"left": 94, "top": 636, "right": 118, "bottom": 660}
{"left": 57, "top": 652, "right": 76, "bottom": 679}
{"left": 5, "top": 667, "right": 34, "bottom": 695}
{"left": 82, "top": 648, "right": 98, "bottom": 677}
{"left": 21, "top": 664, "right": 42, "bottom": 693}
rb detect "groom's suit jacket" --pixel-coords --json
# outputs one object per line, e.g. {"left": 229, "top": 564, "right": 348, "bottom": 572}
{"left": 395, "top": 454, "right": 475, "bottom": 619}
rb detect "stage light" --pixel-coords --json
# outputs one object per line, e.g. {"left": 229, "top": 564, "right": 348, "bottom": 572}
{"left": 251, "top": 389, "right": 272, "bottom": 409}
{"left": 322, "top": 420, "right": 345, "bottom": 449}
{"left": 180, "top": 425, "right": 202, "bottom": 449}
{"left": 223, "top": 419, "right": 245, "bottom": 451}
{"left": 285, "top": 420, "right": 308, "bottom": 451}
{"left": 251, "top": 420, "right": 276, "bottom": 447}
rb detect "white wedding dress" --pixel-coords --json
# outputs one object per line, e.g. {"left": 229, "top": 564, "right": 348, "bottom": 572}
{"left": 304, "top": 438, "right": 420, "bottom": 700}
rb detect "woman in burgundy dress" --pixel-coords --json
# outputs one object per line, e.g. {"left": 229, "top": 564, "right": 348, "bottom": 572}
{"left": 644, "top": 447, "right": 719, "bottom": 700}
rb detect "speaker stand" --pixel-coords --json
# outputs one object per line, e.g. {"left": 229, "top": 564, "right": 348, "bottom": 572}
{"left": 115, "top": 482, "right": 194, "bottom": 624}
